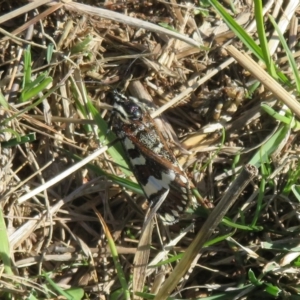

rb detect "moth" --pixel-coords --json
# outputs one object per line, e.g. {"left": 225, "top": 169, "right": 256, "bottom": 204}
{"left": 110, "top": 90, "right": 196, "bottom": 224}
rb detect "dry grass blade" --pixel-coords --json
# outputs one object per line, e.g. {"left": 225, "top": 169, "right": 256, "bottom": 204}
{"left": 0, "top": 3, "right": 64, "bottom": 44}
{"left": 226, "top": 45, "right": 300, "bottom": 118}
{"left": 17, "top": 145, "right": 109, "bottom": 204}
{"left": 268, "top": 1, "right": 299, "bottom": 55}
{"left": 0, "top": 0, "right": 52, "bottom": 24}
{"left": 64, "top": 1, "right": 201, "bottom": 48}
{"left": 133, "top": 218, "right": 154, "bottom": 299}
{"left": 9, "top": 178, "right": 103, "bottom": 248}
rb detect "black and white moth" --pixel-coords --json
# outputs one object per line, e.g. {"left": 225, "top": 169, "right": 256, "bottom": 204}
{"left": 110, "top": 90, "right": 196, "bottom": 224}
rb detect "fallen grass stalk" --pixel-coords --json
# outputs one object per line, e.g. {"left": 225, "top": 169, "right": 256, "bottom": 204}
{"left": 226, "top": 45, "right": 300, "bottom": 118}
{"left": 64, "top": 1, "right": 201, "bottom": 48}
{"left": 17, "top": 144, "right": 109, "bottom": 204}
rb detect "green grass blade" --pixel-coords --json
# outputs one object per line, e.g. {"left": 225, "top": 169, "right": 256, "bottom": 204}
{"left": 20, "top": 75, "right": 53, "bottom": 102}
{"left": 254, "top": 0, "right": 277, "bottom": 77}
{"left": 251, "top": 171, "right": 266, "bottom": 227}
{"left": 0, "top": 208, "right": 13, "bottom": 275}
{"left": 268, "top": 14, "right": 300, "bottom": 92}
{"left": 248, "top": 124, "right": 290, "bottom": 167}
{"left": 70, "top": 36, "right": 93, "bottom": 54}
{"left": 1, "top": 132, "right": 36, "bottom": 148}
{"left": 291, "top": 184, "right": 300, "bottom": 202}
{"left": 248, "top": 269, "right": 263, "bottom": 286}
{"left": 96, "top": 212, "right": 130, "bottom": 300}
{"left": 22, "top": 72, "right": 49, "bottom": 93}
{"left": 88, "top": 161, "right": 143, "bottom": 195}
{"left": 208, "top": 0, "right": 264, "bottom": 61}
{"left": 264, "top": 284, "right": 281, "bottom": 297}
{"left": 70, "top": 81, "right": 131, "bottom": 175}
{"left": 43, "top": 271, "right": 83, "bottom": 300}
{"left": 23, "top": 46, "right": 32, "bottom": 87}
{"left": 46, "top": 43, "right": 54, "bottom": 64}
{"left": 209, "top": 0, "right": 290, "bottom": 85}
{"left": 65, "top": 150, "right": 143, "bottom": 195}
{"left": 0, "top": 91, "right": 9, "bottom": 109}
{"left": 86, "top": 97, "right": 132, "bottom": 176}
{"left": 283, "top": 162, "right": 300, "bottom": 194}
{"left": 222, "top": 217, "right": 263, "bottom": 231}
{"left": 261, "top": 103, "right": 300, "bottom": 130}
{"left": 0, "top": 84, "right": 60, "bottom": 126}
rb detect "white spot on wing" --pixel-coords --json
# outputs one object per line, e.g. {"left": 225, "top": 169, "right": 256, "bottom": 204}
{"left": 182, "top": 194, "right": 188, "bottom": 200}
{"left": 177, "top": 205, "right": 184, "bottom": 211}
{"left": 130, "top": 155, "right": 146, "bottom": 165}
{"left": 179, "top": 174, "right": 188, "bottom": 184}
{"left": 181, "top": 186, "right": 187, "bottom": 193}
{"left": 143, "top": 170, "right": 176, "bottom": 197}
{"left": 171, "top": 210, "right": 180, "bottom": 217}
{"left": 162, "top": 213, "right": 176, "bottom": 224}
{"left": 124, "top": 137, "right": 147, "bottom": 165}
{"left": 124, "top": 137, "right": 135, "bottom": 150}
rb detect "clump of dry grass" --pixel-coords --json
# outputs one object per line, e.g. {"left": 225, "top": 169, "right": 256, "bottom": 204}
{"left": 1, "top": 1, "right": 300, "bottom": 299}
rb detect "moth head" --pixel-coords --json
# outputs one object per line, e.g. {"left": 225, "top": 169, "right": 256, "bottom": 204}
{"left": 111, "top": 90, "right": 145, "bottom": 123}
